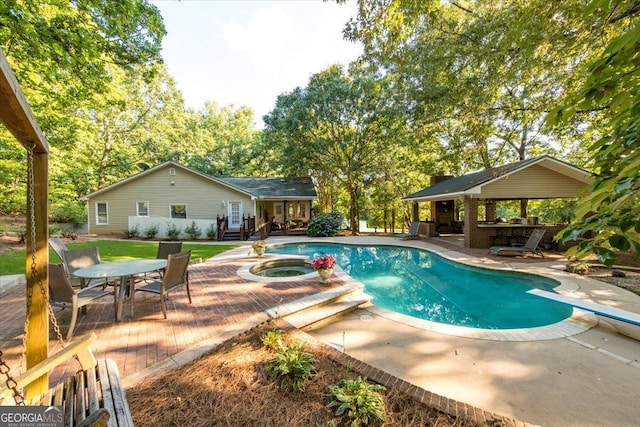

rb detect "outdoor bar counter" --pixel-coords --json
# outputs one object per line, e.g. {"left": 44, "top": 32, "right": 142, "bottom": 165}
{"left": 472, "top": 223, "right": 567, "bottom": 249}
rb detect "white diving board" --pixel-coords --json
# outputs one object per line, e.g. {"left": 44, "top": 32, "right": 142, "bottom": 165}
{"left": 528, "top": 289, "right": 640, "bottom": 327}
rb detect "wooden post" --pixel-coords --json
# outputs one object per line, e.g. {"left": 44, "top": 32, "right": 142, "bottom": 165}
{"left": 25, "top": 151, "right": 49, "bottom": 399}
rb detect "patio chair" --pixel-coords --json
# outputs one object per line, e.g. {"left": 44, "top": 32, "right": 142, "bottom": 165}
{"left": 488, "top": 228, "right": 546, "bottom": 258}
{"left": 395, "top": 221, "right": 421, "bottom": 240}
{"left": 48, "top": 236, "right": 68, "bottom": 262}
{"left": 156, "top": 241, "right": 183, "bottom": 259}
{"left": 48, "top": 263, "right": 113, "bottom": 339}
{"left": 132, "top": 250, "right": 192, "bottom": 318}
{"left": 135, "top": 241, "right": 183, "bottom": 283}
{"left": 61, "top": 246, "right": 108, "bottom": 288}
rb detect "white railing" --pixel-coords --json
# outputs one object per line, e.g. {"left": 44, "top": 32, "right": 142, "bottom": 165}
{"left": 127, "top": 216, "right": 216, "bottom": 240}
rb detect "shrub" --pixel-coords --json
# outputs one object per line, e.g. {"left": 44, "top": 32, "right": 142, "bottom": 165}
{"left": 49, "top": 201, "right": 86, "bottom": 224}
{"left": 206, "top": 223, "right": 217, "bottom": 240}
{"left": 166, "top": 222, "right": 181, "bottom": 240}
{"left": 144, "top": 223, "right": 159, "bottom": 239}
{"left": 124, "top": 225, "right": 140, "bottom": 239}
{"left": 48, "top": 224, "right": 62, "bottom": 236}
{"left": 307, "top": 212, "right": 343, "bottom": 237}
{"left": 184, "top": 221, "right": 201, "bottom": 240}
{"left": 328, "top": 376, "right": 387, "bottom": 426}
{"left": 266, "top": 342, "right": 317, "bottom": 392}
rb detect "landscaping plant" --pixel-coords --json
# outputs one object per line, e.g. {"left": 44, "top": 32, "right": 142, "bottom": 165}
{"left": 124, "top": 225, "right": 140, "bottom": 239}
{"left": 144, "top": 224, "right": 159, "bottom": 239}
{"left": 166, "top": 221, "right": 181, "bottom": 240}
{"left": 206, "top": 223, "right": 217, "bottom": 240}
{"left": 328, "top": 376, "right": 387, "bottom": 427}
{"left": 267, "top": 342, "right": 317, "bottom": 392}
{"left": 260, "top": 329, "right": 286, "bottom": 352}
{"left": 184, "top": 221, "right": 201, "bottom": 240}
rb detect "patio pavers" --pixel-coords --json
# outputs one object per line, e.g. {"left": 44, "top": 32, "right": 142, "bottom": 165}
{"left": 0, "top": 248, "right": 331, "bottom": 386}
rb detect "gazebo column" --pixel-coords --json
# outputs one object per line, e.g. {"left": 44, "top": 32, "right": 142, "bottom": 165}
{"left": 463, "top": 196, "right": 478, "bottom": 248}
{"left": 412, "top": 202, "right": 419, "bottom": 222}
{"left": 485, "top": 199, "right": 497, "bottom": 221}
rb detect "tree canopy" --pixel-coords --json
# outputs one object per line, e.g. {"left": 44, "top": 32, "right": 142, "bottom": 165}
{"left": 343, "top": 0, "right": 630, "bottom": 171}
{"left": 552, "top": 0, "right": 640, "bottom": 265}
{"left": 262, "top": 63, "right": 428, "bottom": 233}
{"left": 0, "top": 1, "right": 260, "bottom": 221}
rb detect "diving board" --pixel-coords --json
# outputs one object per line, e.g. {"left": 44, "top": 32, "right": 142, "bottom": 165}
{"left": 528, "top": 289, "right": 640, "bottom": 327}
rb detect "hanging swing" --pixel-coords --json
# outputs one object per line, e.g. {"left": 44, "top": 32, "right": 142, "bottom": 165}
{"left": 0, "top": 145, "right": 132, "bottom": 427}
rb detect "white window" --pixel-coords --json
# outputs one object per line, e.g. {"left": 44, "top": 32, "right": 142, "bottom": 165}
{"left": 299, "top": 202, "right": 306, "bottom": 218}
{"left": 137, "top": 201, "right": 149, "bottom": 216}
{"left": 96, "top": 202, "right": 108, "bottom": 225}
{"left": 170, "top": 204, "right": 187, "bottom": 219}
{"left": 169, "top": 168, "right": 176, "bottom": 176}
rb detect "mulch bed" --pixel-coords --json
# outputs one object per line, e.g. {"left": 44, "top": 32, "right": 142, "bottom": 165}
{"left": 126, "top": 322, "right": 484, "bottom": 427}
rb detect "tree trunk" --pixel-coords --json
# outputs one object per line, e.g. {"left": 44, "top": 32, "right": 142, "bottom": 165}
{"left": 349, "top": 186, "right": 359, "bottom": 235}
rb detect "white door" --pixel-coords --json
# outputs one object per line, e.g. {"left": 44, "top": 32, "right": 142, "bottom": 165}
{"left": 228, "top": 201, "right": 242, "bottom": 230}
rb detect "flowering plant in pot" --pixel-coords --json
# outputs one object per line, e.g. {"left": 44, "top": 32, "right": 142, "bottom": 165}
{"left": 312, "top": 254, "right": 336, "bottom": 284}
{"left": 311, "top": 254, "right": 336, "bottom": 270}
{"left": 251, "top": 240, "right": 267, "bottom": 257}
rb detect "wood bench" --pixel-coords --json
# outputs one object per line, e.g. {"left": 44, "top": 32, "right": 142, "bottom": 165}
{"left": 0, "top": 334, "right": 133, "bottom": 427}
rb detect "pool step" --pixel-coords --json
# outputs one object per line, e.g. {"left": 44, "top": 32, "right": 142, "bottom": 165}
{"left": 284, "top": 290, "right": 373, "bottom": 331}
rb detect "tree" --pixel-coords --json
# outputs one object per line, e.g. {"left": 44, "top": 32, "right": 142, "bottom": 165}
{"left": 186, "top": 103, "right": 261, "bottom": 177}
{"left": 552, "top": 0, "right": 640, "bottom": 265}
{"left": 0, "top": 0, "right": 166, "bottom": 217}
{"left": 343, "top": 0, "right": 626, "bottom": 172}
{"left": 263, "top": 64, "right": 407, "bottom": 234}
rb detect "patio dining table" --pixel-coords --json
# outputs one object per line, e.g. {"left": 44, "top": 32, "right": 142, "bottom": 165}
{"left": 74, "top": 259, "right": 167, "bottom": 321}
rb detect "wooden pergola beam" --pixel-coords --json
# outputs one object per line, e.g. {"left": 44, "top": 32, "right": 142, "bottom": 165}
{"left": 0, "top": 50, "right": 48, "bottom": 153}
{"left": 0, "top": 47, "right": 50, "bottom": 399}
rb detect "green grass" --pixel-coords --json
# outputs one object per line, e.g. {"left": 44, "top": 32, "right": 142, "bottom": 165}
{"left": 0, "top": 240, "right": 239, "bottom": 276}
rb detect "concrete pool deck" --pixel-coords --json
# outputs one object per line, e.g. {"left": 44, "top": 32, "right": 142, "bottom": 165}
{"left": 2, "top": 235, "right": 640, "bottom": 426}
{"left": 282, "top": 235, "right": 640, "bottom": 427}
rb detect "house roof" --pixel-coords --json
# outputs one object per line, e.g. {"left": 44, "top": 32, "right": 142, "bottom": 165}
{"left": 218, "top": 177, "right": 317, "bottom": 200}
{"left": 403, "top": 155, "right": 593, "bottom": 202}
{"left": 81, "top": 161, "right": 317, "bottom": 200}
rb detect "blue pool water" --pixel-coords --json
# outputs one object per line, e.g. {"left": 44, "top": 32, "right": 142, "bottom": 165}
{"left": 270, "top": 243, "right": 572, "bottom": 329}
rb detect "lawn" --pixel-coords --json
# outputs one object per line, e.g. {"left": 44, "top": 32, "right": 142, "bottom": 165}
{"left": 0, "top": 239, "right": 238, "bottom": 275}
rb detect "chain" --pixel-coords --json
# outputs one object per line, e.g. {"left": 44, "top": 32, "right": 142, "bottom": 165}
{"left": 26, "top": 144, "right": 66, "bottom": 347}
{"left": 0, "top": 349, "right": 25, "bottom": 405}
{"left": 15, "top": 145, "right": 68, "bottom": 404}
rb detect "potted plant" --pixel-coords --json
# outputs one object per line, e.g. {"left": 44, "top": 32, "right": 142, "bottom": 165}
{"left": 252, "top": 240, "right": 267, "bottom": 257}
{"left": 311, "top": 254, "right": 336, "bottom": 284}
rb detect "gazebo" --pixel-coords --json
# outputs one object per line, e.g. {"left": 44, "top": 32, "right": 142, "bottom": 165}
{"left": 0, "top": 48, "right": 51, "bottom": 398}
{"left": 403, "top": 155, "right": 594, "bottom": 249}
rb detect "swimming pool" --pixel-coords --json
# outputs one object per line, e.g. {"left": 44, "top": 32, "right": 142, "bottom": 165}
{"left": 270, "top": 243, "right": 573, "bottom": 329}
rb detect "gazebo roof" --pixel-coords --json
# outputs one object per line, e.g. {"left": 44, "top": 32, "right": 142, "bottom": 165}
{"left": 404, "top": 155, "right": 593, "bottom": 202}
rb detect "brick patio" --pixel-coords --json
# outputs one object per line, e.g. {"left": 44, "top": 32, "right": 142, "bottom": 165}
{"left": 0, "top": 250, "right": 331, "bottom": 386}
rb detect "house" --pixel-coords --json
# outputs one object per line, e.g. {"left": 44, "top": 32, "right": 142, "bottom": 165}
{"left": 403, "top": 155, "right": 593, "bottom": 248}
{"left": 80, "top": 161, "right": 317, "bottom": 239}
